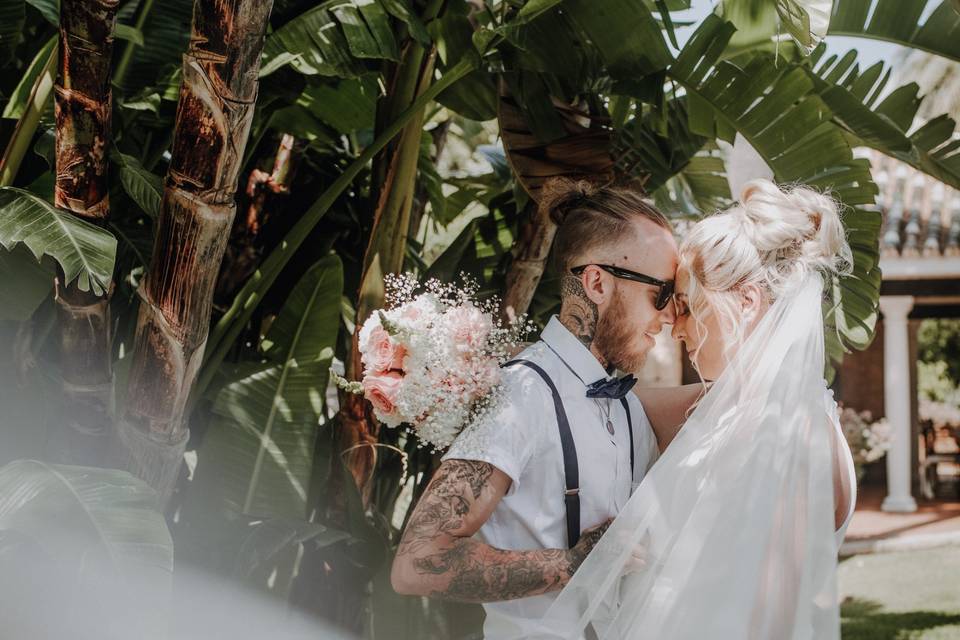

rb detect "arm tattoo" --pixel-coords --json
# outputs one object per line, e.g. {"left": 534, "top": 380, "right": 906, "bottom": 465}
{"left": 395, "top": 459, "right": 611, "bottom": 602}
{"left": 397, "top": 460, "right": 494, "bottom": 556}
{"left": 559, "top": 275, "right": 598, "bottom": 350}
{"left": 415, "top": 540, "right": 572, "bottom": 602}
{"left": 566, "top": 520, "right": 610, "bottom": 572}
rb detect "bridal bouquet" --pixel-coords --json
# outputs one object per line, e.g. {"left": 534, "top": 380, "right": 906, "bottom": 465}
{"left": 839, "top": 407, "right": 892, "bottom": 478}
{"left": 334, "top": 274, "right": 532, "bottom": 450}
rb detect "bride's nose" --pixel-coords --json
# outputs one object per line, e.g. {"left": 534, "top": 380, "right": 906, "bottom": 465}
{"left": 671, "top": 313, "right": 686, "bottom": 341}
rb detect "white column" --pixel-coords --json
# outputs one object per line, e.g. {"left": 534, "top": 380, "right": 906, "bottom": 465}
{"left": 879, "top": 295, "right": 918, "bottom": 513}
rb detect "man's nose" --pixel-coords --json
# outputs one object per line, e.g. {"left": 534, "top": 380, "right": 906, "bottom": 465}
{"left": 660, "top": 297, "right": 677, "bottom": 324}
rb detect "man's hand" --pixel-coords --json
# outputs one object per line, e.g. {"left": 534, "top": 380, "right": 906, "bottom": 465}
{"left": 566, "top": 519, "right": 613, "bottom": 574}
{"left": 391, "top": 460, "right": 610, "bottom": 603}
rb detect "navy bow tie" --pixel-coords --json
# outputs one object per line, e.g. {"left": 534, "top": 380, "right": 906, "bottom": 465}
{"left": 586, "top": 374, "right": 637, "bottom": 400}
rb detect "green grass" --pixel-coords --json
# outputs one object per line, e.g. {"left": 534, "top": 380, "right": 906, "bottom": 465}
{"left": 840, "top": 546, "right": 960, "bottom": 639}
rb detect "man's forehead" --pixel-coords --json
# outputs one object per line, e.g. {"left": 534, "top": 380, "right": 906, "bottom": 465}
{"left": 607, "top": 226, "right": 677, "bottom": 280}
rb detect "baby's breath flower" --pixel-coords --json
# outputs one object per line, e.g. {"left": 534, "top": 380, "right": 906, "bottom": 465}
{"left": 354, "top": 272, "right": 533, "bottom": 450}
{"left": 330, "top": 368, "right": 364, "bottom": 394}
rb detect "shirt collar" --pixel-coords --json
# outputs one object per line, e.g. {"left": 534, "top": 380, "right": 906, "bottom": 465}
{"left": 540, "top": 316, "right": 611, "bottom": 386}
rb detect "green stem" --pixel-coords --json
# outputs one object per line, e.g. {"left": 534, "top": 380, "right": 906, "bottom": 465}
{"left": 189, "top": 56, "right": 476, "bottom": 408}
{"left": 113, "top": 0, "right": 155, "bottom": 87}
{"left": 0, "top": 44, "right": 57, "bottom": 186}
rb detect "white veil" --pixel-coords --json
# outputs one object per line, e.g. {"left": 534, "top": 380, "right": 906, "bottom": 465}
{"left": 535, "top": 273, "right": 840, "bottom": 640}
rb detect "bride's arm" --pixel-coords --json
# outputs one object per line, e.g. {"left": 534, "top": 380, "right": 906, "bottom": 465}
{"left": 633, "top": 383, "right": 709, "bottom": 452}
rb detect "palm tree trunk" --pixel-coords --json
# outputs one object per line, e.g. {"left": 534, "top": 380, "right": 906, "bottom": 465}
{"left": 50, "top": 0, "right": 119, "bottom": 465}
{"left": 116, "top": 0, "right": 274, "bottom": 503}
{"left": 407, "top": 119, "right": 451, "bottom": 241}
{"left": 499, "top": 199, "right": 556, "bottom": 321}
{"left": 214, "top": 133, "right": 299, "bottom": 306}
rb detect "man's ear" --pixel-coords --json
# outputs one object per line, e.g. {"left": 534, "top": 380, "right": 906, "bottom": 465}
{"left": 580, "top": 265, "right": 611, "bottom": 306}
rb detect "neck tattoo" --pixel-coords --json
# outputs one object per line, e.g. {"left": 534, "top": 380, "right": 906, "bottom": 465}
{"left": 560, "top": 275, "right": 607, "bottom": 367}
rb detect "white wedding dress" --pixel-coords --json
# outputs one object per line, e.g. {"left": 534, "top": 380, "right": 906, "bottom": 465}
{"left": 534, "top": 274, "right": 850, "bottom": 640}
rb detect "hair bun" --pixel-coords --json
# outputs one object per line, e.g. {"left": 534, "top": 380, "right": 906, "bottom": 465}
{"left": 541, "top": 178, "right": 597, "bottom": 226}
{"left": 737, "top": 179, "right": 852, "bottom": 277}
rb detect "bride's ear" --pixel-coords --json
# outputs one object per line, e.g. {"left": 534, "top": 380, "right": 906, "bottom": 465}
{"left": 738, "top": 283, "right": 765, "bottom": 321}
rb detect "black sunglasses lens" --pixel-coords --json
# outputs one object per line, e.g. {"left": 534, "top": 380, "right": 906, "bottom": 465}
{"left": 656, "top": 283, "right": 674, "bottom": 310}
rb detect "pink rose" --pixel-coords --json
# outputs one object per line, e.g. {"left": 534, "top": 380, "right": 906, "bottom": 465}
{"left": 363, "top": 371, "right": 403, "bottom": 416}
{"left": 362, "top": 326, "right": 406, "bottom": 373}
{"left": 447, "top": 306, "right": 492, "bottom": 354}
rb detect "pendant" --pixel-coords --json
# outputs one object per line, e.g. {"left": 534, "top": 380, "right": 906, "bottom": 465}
{"left": 606, "top": 420, "right": 615, "bottom": 435}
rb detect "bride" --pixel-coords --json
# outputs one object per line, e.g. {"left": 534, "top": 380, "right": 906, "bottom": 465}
{"left": 537, "top": 179, "right": 858, "bottom": 639}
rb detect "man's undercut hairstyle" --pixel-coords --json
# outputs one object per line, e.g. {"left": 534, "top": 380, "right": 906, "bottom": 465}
{"left": 543, "top": 178, "right": 671, "bottom": 272}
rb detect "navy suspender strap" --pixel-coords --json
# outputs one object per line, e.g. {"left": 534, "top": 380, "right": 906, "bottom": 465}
{"left": 620, "top": 397, "right": 635, "bottom": 477}
{"left": 504, "top": 359, "right": 581, "bottom": 548}
{"left": 504, "top": 359, "right": 636, "bottom": 548}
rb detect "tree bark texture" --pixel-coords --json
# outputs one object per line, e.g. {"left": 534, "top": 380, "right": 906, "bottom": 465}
{"left": 214, "top": 133, "right": 299, "bottom": 305}
{"left": 51, "top": 0, "right": 119, "bottom": 464}
{"left": 118, "top": 0, "right": 274, "bottom": 502}
{"left": 499, "top": 199, "right": 557, "bottom": 322}
{"left": 497, "top": 77, "right": 615, "bottom": 204}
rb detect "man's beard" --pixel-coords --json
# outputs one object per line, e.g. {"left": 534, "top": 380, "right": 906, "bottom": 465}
{"left": 593, "top": 290, "right": 647, "bottom": 374}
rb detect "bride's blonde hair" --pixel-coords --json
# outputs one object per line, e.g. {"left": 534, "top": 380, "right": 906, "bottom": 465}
{"left": 679, "top": 179, "right": 853, "bottom": 357}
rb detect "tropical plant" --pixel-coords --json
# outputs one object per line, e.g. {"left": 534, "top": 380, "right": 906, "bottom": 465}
{"left": 919, "top": 318, "right": 960, "bottom": 389}
{"left": 0, "top": 460, "right": 173, "bottom": 639}
{"left": 1, "top": 0, "right": 959, "bottom": 637}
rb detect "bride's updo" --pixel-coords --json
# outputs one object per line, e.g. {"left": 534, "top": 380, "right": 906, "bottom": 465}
{"left": 679, "top": 179, "right": 852, "bottom": 346}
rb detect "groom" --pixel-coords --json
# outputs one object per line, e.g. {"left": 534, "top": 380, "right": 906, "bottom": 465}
{"left": 391, "top": 182, "right": 700, "bottom": 638}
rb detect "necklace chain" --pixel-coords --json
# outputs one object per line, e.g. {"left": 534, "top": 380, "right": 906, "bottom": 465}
{"left": 593, "top": 397, "right": 615, "bottom": 435}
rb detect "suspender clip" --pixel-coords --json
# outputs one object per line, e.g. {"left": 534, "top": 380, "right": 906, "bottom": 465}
{"left": 564, "top": 488, "right": 580, "bottom": 496}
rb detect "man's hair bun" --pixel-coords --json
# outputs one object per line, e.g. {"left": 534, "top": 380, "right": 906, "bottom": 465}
{"left": 541, "top": 178, "right": 597, "bottom": 227}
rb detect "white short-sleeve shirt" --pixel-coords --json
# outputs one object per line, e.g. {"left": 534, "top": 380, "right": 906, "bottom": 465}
{"left": 443, "top": 316, "right": 659, "bottom": 640}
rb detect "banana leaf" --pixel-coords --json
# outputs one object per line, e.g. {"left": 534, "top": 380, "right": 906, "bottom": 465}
{"left": 0, "top": 460, "right": 172, "bottom": 639}
{"left": 0, "top": 186, "right": 117, "bottom": 295}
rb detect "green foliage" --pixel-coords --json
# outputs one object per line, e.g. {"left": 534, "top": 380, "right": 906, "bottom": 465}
{"left": 809, "top": 45, "right": 960, "bottom": 190}
{"left": 0, "top": 245, "right": 53, "bottom": 320}
{"left": 0, "top": 460, "right": 172, "bottom": 638}
{"left": 918, "top": 361, "right": 959, "bottom": 403}
{"left": 114, "top": 150, "right": 163, "bottom": 218}
{"left": 0, "top": 0, "right": 26, "bottom": 67}
{"left": 829, "top": 0, "right": 960, "bottom": 64}
{"left": 262, "top": 0, "right": 401, "bottom": 77}
{"left": 0, "top": 187, "right": 118, "bottom": 295}
{"left": 1, "top": 0, "right": 954, "bottom": 635}
{"left": 918, "top": 319, "right": 960, "bottom": 389}
{"left": 189, "top": 254, "right": 344, "bottom": 520}
{"left": 2, "top": 35, "right": 56, "bottom": 120}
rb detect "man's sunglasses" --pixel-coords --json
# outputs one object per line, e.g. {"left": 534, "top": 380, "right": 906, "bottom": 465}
{"left": 570, "top": 264, "right": 675, "bottom": 311}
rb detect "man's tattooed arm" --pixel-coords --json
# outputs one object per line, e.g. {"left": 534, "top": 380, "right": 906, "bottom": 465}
{"left": 559, "top": 275, "right": 599, "bottom": 352}
{"left": 391, "top": 459, "right": 611, "bottom": 603}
